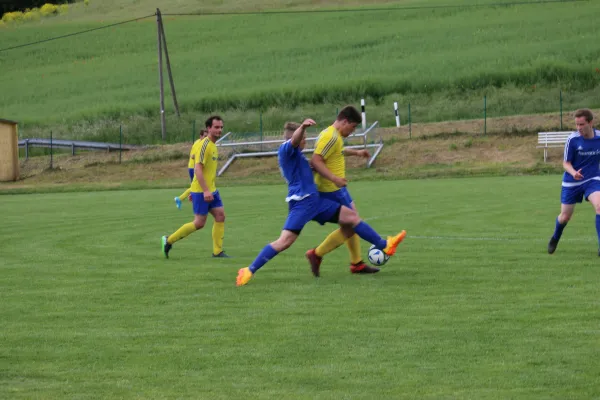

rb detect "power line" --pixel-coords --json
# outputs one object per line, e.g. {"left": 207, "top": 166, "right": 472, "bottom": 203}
{"left": 0, "top": 14, "right": 155, "bottom": 53}
{"left": 0, "top": 0, "right": 586, "bottom": 53}
{"left": 162, "top": 0, "right": 586, "bottom": 17}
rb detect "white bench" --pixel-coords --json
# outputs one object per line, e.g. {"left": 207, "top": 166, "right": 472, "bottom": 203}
{"left": 537, "top": 131, "right": 572, "bottom": 162}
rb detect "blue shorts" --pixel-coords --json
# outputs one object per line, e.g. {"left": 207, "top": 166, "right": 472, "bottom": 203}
{"left": 561, "top": 179, "right": 600, "bottom": 204}
{"left": 319, "top": 187, "right": 353, "bottom": 208}
{"left": 188, "top": 168, "right": 194, "bottom": 182}
{"left": 191, "top": 191, "right": 223, "bottom": 215}
{"left": 283, "top": 194, "right": 341, "bottom": 233}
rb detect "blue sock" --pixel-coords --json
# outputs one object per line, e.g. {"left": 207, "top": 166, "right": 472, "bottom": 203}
{"left": 596, "top": 215, "right": 600, "bottom": 248}
{"left": 353, "top": 221, "right": 387, "bottom": 250}
{"left": 552, "top": 217, "right": 567, "bottom": 241}
{"left": 249, "top": 244, "right": 279, "bottom": 273}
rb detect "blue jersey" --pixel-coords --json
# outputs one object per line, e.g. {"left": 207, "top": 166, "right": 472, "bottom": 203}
{"left": 563, "top": 129, "right": 600, "bottom": 186}
{"left": 278, "top": 140, "right": 318, "bottom": 202}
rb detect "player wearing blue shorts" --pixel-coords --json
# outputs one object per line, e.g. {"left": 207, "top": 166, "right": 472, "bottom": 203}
{"left": 174, "top": 128, "right": 208, "bottom": 209}
{"left": 162, "top": 116, "right": 230, "bottom": 258}
{"left": 548, "top": 109, "right": 600, "bottom": 255}
{"left": 309, "top": 105, "right": 379, "bottom": 274}
{"left": 236, "top": 119, "right": 406, "bottom": 287}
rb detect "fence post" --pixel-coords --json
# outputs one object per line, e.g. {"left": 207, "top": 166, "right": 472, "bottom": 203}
{"left": 484, "top": 95, "right": 487, "bottom": 135}
{"left": 361, "top": 99, "right": 366, "bottom": 131}
{"left": 394, "top": 102, "right": 400, "bottom": 127}
{"left": 25, "top": 139, "right": 29, "bottom": 160}
{"left": 560, "top": 90, "right": 563, "bottom": 130}
{"left": 408, "top": 103, "right": 412, "bottom": 139}
{"left": 259, "top": 111, "right": 263, "bottom": 151}
{"left": 119, "top": 125, "right": 123, "bottom": 164}
{"left": 49, "top": 130, "right": 53, "bottom": 169}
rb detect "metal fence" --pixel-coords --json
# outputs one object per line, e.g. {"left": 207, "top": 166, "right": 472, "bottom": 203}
{"left": 216, "top": 121, "right": 383, "bottom": 176}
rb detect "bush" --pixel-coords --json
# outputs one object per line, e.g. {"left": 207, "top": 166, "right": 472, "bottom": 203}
{"left": 58, "top": 4, "right": 68, "bottom": 14}
{"left": 23, "top": 9, "right": 41, "bottom": 21}
{"left": 39, "top": 3, "right": 58, "bottom": 16}
{"left": 2, "top": 11, "right": 24, "bottom": 23}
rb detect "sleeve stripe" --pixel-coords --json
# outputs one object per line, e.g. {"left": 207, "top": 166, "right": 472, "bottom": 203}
{"left": 563, "top": 132, "right": 578, "bottom": 161}
{"left": 321, "top": 133, "right": 338, "bottom": 156}
{"left": 199, "top": 139, "right": 209, "bottom": 163}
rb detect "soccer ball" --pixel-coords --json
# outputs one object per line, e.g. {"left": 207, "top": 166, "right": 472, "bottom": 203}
{"left": 368, "top": 245, "right": 390, "bottom": 266}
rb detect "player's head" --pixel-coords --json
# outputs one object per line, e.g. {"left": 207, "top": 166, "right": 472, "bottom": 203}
{"left": 575, "top": 109, "right": 594, "bottom": 135}
{"left": 205, "top": 116, "right": 224, "bottom": 140}
{"left": 283, "top": 121, "right": 306, "bottom": 149}
{"left": 334, "top": 106, "right": 361, "bottom": 137}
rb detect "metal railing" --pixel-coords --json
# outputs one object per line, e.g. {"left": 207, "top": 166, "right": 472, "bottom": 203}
{"left": 18, "top": 138, "right": 140, "bottom": 159}
{"left": 216, "top": 122, "right": 383, "bottom": 176}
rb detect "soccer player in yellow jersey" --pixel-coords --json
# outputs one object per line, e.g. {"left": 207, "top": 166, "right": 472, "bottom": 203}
{"left": 306, "top": 105, "right": 379, "bottom": 274}
{"left": 174, "top": 128, "right": 208, "bottom": 209}
{"left": 162, "top": 116, "right": 230, "bottom": 258}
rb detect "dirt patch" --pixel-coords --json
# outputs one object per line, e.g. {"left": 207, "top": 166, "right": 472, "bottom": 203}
{"left": 1, "top": 111, "right": 576, "bottom": 191}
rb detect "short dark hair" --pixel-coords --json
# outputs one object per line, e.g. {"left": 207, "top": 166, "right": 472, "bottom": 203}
{"left": 575, "top": 109, "right": 594, "bottom": 123}
{"left": 205, "top": 115, "right": 223, "bottom": 128}
{"left": 336, "top": 106, "right": 361, "bottom": 124}
{"left": 283, "top": 122, "right": 300, "bottom": 139}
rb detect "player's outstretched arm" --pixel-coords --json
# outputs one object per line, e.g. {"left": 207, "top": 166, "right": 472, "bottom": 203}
{"left": 290, "top": 118, "right": 316, "bottom": 147}
{"left": 344, "top": 148, "right": 370, "bottom": 158}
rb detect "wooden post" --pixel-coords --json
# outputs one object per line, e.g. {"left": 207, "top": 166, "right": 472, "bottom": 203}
{"left": 157, "top": 9, "right": 166, "bottom": 141}
{"left": 159, "top": 14, "right": 180, "bottom": 117}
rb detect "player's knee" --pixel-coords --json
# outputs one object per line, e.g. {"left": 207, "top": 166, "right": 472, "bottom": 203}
{"left": 339, "top": 206, "right": 359, "bottom": 226}
{"left": 193, "top": 218, "right": 206, "bottom": 229}
{"left": 560, "top": 212, "right": 573, "bottom": 223}
{"left": 273, "top": 236, "right": 294, "bottom": 251}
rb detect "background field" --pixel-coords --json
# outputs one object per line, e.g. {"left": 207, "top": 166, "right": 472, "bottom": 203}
{"left": 1, "top": 0, "right": 599, "bottom": 143}
{"left": 2, "top": 177, "right": 600, "bottom": 399}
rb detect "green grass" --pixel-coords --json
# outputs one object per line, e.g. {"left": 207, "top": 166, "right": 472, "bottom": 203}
{"left": 1, "top": 0, "right": 599, "bottom": 143}
{"left": 2, "top": 176, "right": 600, "bottom": 398}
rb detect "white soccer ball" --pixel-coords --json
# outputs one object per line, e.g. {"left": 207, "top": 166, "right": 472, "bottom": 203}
{"left": 368, "top": 245, "right": 390, "bottom": 266}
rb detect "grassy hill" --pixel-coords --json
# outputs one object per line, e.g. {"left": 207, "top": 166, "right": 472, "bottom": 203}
{"left": 1, "top": 0, "right": 599, "bottom": 144}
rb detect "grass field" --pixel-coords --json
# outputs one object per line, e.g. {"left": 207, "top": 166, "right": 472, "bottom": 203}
{"left": 2, "top": 176, "right": 600, "bottom": 399}
{"left": 1, "top": 0, "right": 599, "bottom": 143}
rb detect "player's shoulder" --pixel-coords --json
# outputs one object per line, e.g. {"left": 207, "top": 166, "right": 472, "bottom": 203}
{"left": 191, "top": 138, "right": 203, "bottom": 150}
{"left": 279, "top": 139, "right": 296, "bottom": 154}
{"left": 566, "top": 132, "right": 581, "bottom": 144}
{"left": 317, "top": 125, "right": 340, "bottom": 142}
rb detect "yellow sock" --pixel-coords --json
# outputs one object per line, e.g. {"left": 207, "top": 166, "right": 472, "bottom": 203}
{"left": 315, "top": 229, "right": 347, "bottom": 257}
{"left": 178, "top": 188, "right": 191, "bottom": 202}
{"left": 167, "top": 222, "right": 197, "bottom": 244}
{"left": 346, "top": 234, "right": 362, "bottom": 264}
{"left": 212, "top": 221, "right": 225, "bottom": 255}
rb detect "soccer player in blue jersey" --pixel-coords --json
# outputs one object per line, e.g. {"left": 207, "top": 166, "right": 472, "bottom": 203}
{"left": 548, "top": 109, "right": 600, "bottom": 255}
{"left": 236, "top": 119, "right": 406, "bottom": 286}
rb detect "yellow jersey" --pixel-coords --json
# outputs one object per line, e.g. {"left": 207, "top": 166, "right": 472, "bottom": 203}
{"left": 187, "top": 139, "right": 203, "bottom": 168}
{"left": 190, "top": 137, "right": 218, "bottom": 193}
{"left": 314, "top": 125, "right": 345, "bottom": 193}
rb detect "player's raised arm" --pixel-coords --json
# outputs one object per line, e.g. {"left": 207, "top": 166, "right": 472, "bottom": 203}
{"left": 290, "top": 119, "right": 316, "bottom": 147}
